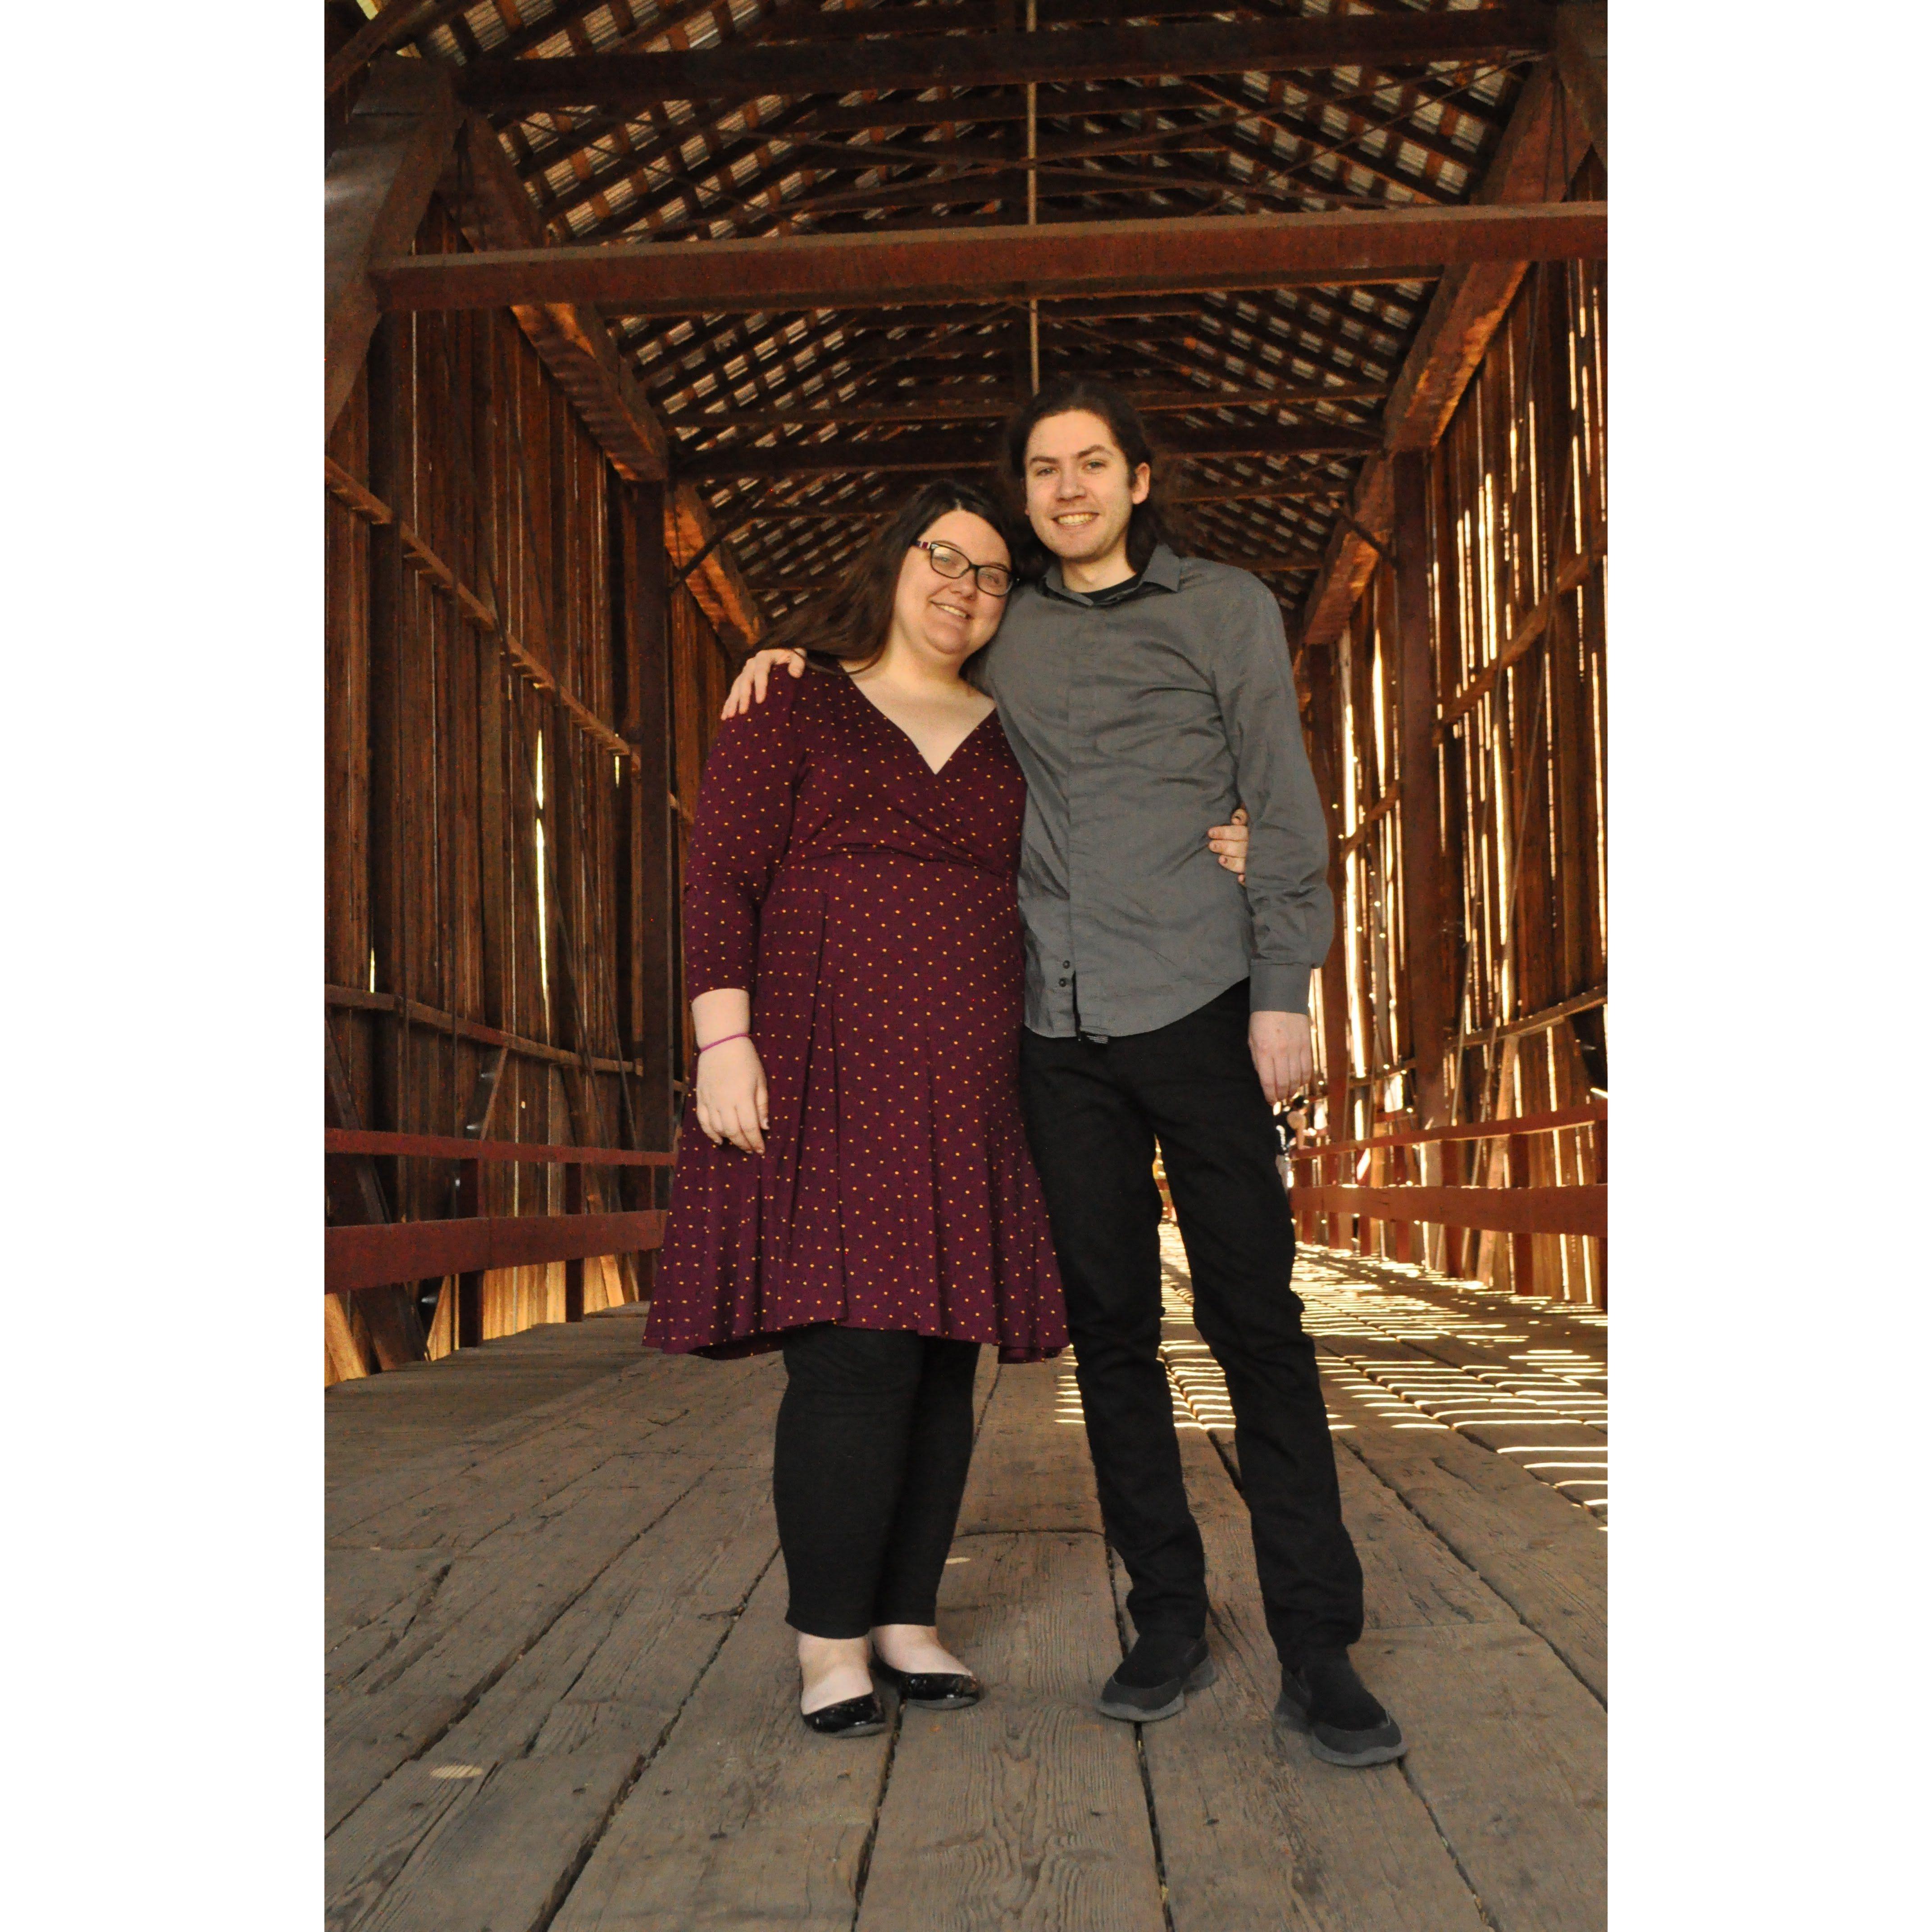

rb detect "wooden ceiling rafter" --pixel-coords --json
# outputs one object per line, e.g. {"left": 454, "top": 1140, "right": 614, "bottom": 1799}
{"left": 338, "top": 7, "right": 1600, "bottom": 632}
{"left": 451, "top": 11, "right": 1562, "bottom": 114}
{"left": 372, "top": 201, "right": 1606, "bottom": 314}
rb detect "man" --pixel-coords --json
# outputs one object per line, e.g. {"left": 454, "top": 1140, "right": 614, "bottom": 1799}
{"left": 726, "top": 377, "right": 1402, "bottom": 1768}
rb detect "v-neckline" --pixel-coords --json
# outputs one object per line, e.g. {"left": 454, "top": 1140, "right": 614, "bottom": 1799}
{"left": 849, "top": 679, "right": 998, "bottom": 777}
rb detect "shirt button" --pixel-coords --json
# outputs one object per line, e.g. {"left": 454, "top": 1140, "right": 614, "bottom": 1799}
{"left": 1058, "top": 977, "right": 1069, "bottom": 986}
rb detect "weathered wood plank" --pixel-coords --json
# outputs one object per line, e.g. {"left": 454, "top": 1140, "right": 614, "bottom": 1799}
{"left": 954, "top": 1355, "right": 1101, "bottom": 1537}
{"left": 857, "top": 1531, "right": 1168, "bottom": 1932}
{"left": 325, "top": 1431, "right": 769, "bottom": 1828}
{"left": 547, "top": 1560, "right": 893, "bottom": 1932}
{"left": 1129, "top": 1430, "right": 1490, "bottom": 1932}
{"left": 1359, "top": 1624, "right": 1607, "bottom": 1932}
{"left": 349, "top": 1752, "right": 638, "bottom": 1932}
{"left": 1319, "top": 1367, "right": 1605, "bottom": 1700}
{"left": 325, "top": 1761, "right": 493, "bottom": 1932}
{"left": 328, "top": 1464, "right": 779, "bottom": 1920}
{"left": 326, "top": 1344, "right": 763, "bottom": 1536}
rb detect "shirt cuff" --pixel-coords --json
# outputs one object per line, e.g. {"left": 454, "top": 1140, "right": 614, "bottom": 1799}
{"left": 1249, "top": 961, "right": 1312, "bottom": 1016}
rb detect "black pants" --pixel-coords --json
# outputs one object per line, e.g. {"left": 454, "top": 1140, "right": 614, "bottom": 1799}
{"left": 773, "top": 1324, "right": 982, "bottom": 1639}
{"left": 1019, "top": 980, "right": 1364, "bottom": 1666}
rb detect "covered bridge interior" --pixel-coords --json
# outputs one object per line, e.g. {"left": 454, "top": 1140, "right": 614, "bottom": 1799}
{"left": 323, "top": 4, "right": 1608, "bottom": 1927}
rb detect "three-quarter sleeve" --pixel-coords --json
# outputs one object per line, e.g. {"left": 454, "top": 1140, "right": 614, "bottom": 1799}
{"left": 1212, "top": 575, "right": 1335, "bottom": 1016}
{"left": 681, "top": 672, "right": 807, "bottom": 998}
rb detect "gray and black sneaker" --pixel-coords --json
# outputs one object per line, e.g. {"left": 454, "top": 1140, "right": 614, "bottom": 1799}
{"left": 1274, "top": 1649, "right": 1407, "bottom": 1767}
{"left": 1097, "top": 1633, "right": 1217, "bottom": 1723}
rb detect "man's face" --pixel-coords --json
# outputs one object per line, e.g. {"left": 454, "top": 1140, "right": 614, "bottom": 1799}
{"left": 1022, "top": 409, "right": 1152, "bottom": 571}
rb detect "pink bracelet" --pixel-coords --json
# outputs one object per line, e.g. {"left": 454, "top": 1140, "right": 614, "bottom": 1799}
{"left": 696, "top": 1030, "right": 750, "bottom": 1053}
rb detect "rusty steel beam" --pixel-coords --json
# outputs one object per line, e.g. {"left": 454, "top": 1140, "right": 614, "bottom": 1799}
{"left": 456, "top": 10, "right": 1556, "bottom": 112}
{"left": 375, "top": 202, "right": 1604, "bottom": 317}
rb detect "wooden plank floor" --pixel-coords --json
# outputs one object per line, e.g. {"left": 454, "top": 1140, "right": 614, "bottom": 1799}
{"left": 326, "top": 1249, "right": 1605, "bottom": 1932}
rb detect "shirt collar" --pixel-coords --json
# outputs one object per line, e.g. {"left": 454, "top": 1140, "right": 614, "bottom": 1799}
{"left": 1041, "top": 542, "right": 1182, "bottom": 605}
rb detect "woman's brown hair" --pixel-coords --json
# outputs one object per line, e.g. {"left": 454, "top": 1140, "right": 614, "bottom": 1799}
{"left": 763, "top": 477, "right": 1021, "bottom": 674}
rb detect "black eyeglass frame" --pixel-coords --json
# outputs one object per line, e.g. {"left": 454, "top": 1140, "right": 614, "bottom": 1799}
{"left": 910, "top": 538, "right": 1013, "bottom": 598}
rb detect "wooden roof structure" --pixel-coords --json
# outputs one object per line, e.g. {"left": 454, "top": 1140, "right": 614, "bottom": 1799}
{"left": 327, "top": 0, "right": 1605, "bottom": 640}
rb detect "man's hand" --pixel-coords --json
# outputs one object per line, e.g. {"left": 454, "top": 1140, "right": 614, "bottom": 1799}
{"left": 1249, "top": 1009, "right": 1313, "bottom": 1107}
{"left": 721, "top": 647, "right": 807, "bottom": 720}
{"left": 1207, "top": 805, "right": 1250, "bottom": 884}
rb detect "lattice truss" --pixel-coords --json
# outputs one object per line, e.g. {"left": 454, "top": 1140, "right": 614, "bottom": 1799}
{"left": 351, "top": 0, "right": 1536, "bottom": 624}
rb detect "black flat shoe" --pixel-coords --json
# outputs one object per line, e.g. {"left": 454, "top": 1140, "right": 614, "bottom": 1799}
{"left": 874, "top": 1658, "right": 984, "bottom": 1711}
{"left": 800, "top": 1692, "right": 887, "bottom": 1737}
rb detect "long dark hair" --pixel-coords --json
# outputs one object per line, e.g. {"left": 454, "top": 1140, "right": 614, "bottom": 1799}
{"left": 764, "top": 477, "right": 1021, "bottom": 674}
{"left": 999, "top": 375, "right": 1178, "bottom": 580}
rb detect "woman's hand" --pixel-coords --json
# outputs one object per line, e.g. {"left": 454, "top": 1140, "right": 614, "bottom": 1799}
{"left": 1207, "top": 805, "right": 1251, "bottom": 884}
{"left": 694, "top": 1037, "right": 770, "bottom": 1155}
{"left": 721, "top": 647, "right": 808, "bottom": 721}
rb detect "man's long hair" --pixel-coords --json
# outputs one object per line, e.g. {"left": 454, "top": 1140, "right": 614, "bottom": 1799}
{"left": 999, "top": 376, "right": 1179, "bottom": 581}
{"left": 761, "top": 477, "right": 1021, "bottom": 674}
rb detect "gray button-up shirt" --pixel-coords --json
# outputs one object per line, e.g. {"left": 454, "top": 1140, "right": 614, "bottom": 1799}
{"left": 977, "top": 544, "right": 1333, "bottom": 1039}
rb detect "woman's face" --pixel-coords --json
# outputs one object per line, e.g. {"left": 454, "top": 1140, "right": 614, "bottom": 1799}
{"left": 891, "top": 509, "right": 1010, "bottom": 665}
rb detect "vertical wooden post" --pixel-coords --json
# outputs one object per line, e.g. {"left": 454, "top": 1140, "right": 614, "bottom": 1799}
{"left": 615, "top": 480, "right": 676, "bottom": 1176}
{"left": 1440, "top": 1132, "right": 1468, "bottom": 1278}
{"left": 1394, "top": 451, "right": 1451, "bottom": 1132}
{"left": 564, "top": 1163, "right": 586, "bottom": 1322}
{"left": 1507, "top": 1130, "right": 1538, "bottom": 1295}
{"left": 1387, "top": 1139, "right": 1415, "bottom": 1263}
{"left": 1593, "top": 1115, "right": 1608, "bottom": 1309}
{"left": 366, "top": 314, "right": 406, "bottom": 1157}
{"left": 1303, "top": 647, "right": 1352, "bottom": 1251}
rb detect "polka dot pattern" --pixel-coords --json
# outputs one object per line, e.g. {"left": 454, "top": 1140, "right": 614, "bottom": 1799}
{"left": 646, "top": 670, "right": 1069, "bottom": 1365}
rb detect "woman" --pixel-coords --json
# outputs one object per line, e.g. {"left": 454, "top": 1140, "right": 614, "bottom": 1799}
{"left": 647, "top": 480, "right": 1065, "bottom": 1737}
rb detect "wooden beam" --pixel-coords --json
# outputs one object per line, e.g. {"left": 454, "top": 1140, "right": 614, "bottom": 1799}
{"left": 1394, "top": 451, "right": 1451, "bottom": 1126}
{"left": 456, "top": 11, "right": 1557, "bottom": 112}
{"left": 444, "top": 114, "right": 761, "bottom": 638}
{"left": 1435, "top": 547, "right": 1601, "bottom": 739}
{"left": 1290, "top": 1184, "right": 1605, "bottom": 1241}
{"left": 324, "top": 0, "right": 471, "bottom": 99}
{"left": 325, "top": 456, "right": 640, "bottom": 764}
{"left": 326, "top": 1129, "right": 671, "bottom": 1167}
{"left": 328, "top": 1212, "right": 668, "bottom": 1296}
{"left": 328, "top": 984, "right": 646, "bottom": 1079}
{"left": 446, "top": 114, "right": 668, "bottom": 481}
{"left": 376, "top": 202, "right": 1604, "bottom": 317}
{"left": 666, "top": 382, "right": 1388, "bottom": 430}
{"left": 1299, "top": 62, "right": 1594, "bottom": 650}
{"left": 676, "top": 420, "right": 1378, "bottom": 480}
{"left": 1553, "top": 3, "right": 1608, "bottom": 167}
{"left": 325, "top": 55, "right": 458, "bottom": 437}
{"left": 615, "top": 480, "right": 678, "bottom": 1152}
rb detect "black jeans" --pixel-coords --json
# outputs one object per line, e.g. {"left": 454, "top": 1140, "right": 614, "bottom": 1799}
{"left": 772, "top": 1324, "right": 982, "bottom": 1639}
{"left": 1019, "top": 980, "right": 1364, "bottom": 1666}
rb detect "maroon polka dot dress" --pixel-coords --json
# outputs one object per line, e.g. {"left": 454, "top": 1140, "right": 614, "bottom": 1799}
{"left": 647, "top": 669, "right": 1067, "bottom": 1365}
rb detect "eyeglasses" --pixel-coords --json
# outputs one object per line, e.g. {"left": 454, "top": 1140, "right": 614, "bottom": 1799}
{"left": 911, "top": 539, "right": 1012, "bottom": 598}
